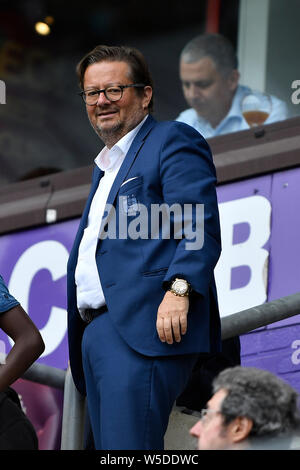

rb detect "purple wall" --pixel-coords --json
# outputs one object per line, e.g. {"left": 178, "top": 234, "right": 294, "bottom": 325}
{"left": 0, "top": 167, "right": 299, "bottom": 394}
{"left": 217, "top": 167, "right": 300, "bottom": 393}
{"left": 0, "top": 220, "right": 79, "bottom": 370}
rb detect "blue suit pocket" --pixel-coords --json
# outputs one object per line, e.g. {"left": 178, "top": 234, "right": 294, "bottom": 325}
{"left": 119, "top": 175, "right": 143, "bottom": 194}
{"left": 142, "top": 267, "right": 168, "bottom": 277}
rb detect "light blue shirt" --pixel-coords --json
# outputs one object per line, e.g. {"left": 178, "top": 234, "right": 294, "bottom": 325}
{"left": 0, "top": 275, "right": 19, "bottom": 314}
{"left": 176, "top": 85, "right": 288, "bottom": 139}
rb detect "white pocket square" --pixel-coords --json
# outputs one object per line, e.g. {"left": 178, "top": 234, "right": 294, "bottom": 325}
{"left": 120, "top": 176, "right": 140, "bottom": 187}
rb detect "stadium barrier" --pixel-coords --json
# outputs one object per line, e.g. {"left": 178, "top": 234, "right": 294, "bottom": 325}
{"left": 10, "top": 292, "right": 300, "bottom": 449}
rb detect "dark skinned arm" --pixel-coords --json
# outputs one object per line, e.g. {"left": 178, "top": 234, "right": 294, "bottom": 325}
{"left": 0, "top": 304, "right": 45, "bottom": 391}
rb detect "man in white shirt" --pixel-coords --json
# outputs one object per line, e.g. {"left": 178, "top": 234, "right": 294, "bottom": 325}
{"left": 67, "top": 45, "right": 222, "bottom": 450}
{"left": 175, "top": 33, "right": 288, "bottom": 416}
{"left": 75, "top": 116, "right": 148, "bottom": 317}
{"left": 176, "top": 33, "right": 288, "bottom": 139}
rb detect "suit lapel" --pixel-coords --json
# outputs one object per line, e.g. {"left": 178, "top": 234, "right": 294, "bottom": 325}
{"left": 71, "top": 115, "right": 155, "bottom": 253}
{"left": 68, "top": 165, "right": 103, "bottom": 271}
{"left": 105, "top": 114, "right": 156, "bottom": 208}
{"left": 96, "top": 115, "right": 155, "bottom": 241}
{"left": 80, "top": 165, "right": 104, "bottom": 229}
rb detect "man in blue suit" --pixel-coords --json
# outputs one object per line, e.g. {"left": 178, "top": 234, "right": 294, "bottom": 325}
{"left": 67, "top": 44, "right": 221, "bottom": 450}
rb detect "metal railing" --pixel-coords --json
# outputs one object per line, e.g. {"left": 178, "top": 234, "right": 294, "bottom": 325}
{"left": 14, "top": 292, "right": 300, "bottom": 450}
{"left": 220, "top": 292, "right": 300, "bottom": 340}
{"left": 22, "top": 361, "right": 66, "bottom": 389}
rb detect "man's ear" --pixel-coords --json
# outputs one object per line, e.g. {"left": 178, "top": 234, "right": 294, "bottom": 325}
{"left": 142, "top": 86, "right": 152, "bottom": 110}
{"left": 229, "top": 416, "right": 253, "bottom": 443}
{"left": 227, "top": 69, "right": 240, "bottom": 92}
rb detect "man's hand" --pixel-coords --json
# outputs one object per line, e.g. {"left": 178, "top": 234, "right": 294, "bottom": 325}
{"left": 156, "top": 291, "right": 189, "bottom": 344}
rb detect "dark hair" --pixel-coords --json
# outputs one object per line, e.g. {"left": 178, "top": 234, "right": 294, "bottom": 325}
{"left": 76, "top": 45, "right": 154, "bottom": 112}
{"left": 180, "top": 33, "right": 238, "bottom": 76}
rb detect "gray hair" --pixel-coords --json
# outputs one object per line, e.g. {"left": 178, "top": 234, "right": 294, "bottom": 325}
{"left": 213, "top": 366, "right": 300, "bottom": 438}
{"left": 180, "top": 33, "right": 238, "bottom": 76}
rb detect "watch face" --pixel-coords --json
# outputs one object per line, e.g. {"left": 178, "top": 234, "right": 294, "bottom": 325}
{"left": 173, "top": 279, "right": 188, "bottom": 294}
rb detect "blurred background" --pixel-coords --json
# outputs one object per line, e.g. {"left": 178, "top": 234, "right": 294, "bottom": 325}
{"left": 1, "top": 0, "right": 299, "bottom": 184}
{"left": 0, "top": 0, "right": 239, "bottom": 183}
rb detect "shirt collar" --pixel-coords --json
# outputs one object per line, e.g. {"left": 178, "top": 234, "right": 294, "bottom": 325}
{"left": 206, "top": 85, "right": 251, "bottom": 135}
{"left": 226, "top": 85, "right": 251, "bottom": 120}
{"left": 95, "top": 115, "right": 148, "bottom": 172}
{"left": 196, "top": 85, "right": 250, "bottom": 127}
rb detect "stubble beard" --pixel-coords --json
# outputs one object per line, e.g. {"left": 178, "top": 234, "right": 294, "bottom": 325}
{"left": 90, "top": 105, "right": 147, "bottom": 148}
{"left": 94, "top": 119, "right": 125, "bottom": 149}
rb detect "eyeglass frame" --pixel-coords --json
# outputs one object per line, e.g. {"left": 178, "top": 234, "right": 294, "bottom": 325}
{"left": 199, "top": 408, "right": 222, "bottom": 423}
{"left": 78, "top": 83, "right": 146, "bottom": 105}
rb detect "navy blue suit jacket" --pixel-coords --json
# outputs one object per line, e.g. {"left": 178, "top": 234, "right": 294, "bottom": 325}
{"left": 67, "top": 115, "right": 222, "bottom": 395}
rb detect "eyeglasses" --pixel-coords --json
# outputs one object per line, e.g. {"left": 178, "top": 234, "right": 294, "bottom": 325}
{"left": 199, "top": 408, "right": 222, "bottom": 424}
{"left": 79, "top": 83, "right": 146, "bottom": 105}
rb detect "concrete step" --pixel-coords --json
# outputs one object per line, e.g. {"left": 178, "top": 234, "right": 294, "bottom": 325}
{"left": 164, "top": 407, "right": 199, "bottom": 450}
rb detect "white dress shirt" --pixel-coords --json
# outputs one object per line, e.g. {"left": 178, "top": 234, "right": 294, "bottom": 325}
{"left": 75, "top": 115, "right": 148, "bottom": 319}
{"left": 176, "top": 85, "right": 288, "bottom": 139}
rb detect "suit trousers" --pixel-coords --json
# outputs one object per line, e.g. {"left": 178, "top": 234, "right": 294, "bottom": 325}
{"left": 81, "top": 311, "right": 197, "bottom": 450}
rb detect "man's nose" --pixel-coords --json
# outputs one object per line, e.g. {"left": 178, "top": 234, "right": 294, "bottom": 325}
{"left": 187, "top": 83, "right": 201, "bottom": 98}
{"left": 96, "top": 91, "right": 111, "bottom": 106}
{"left": 189, "top": 419, "right": 202, "bottom": 438}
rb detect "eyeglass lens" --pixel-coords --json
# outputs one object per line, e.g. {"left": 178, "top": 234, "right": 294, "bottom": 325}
{"left": 84, "top": 86, "right": 123, "bottom": 104}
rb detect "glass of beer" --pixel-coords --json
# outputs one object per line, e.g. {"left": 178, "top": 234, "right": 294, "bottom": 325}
{"left": 241, "top": 91, "right": 272, "bottom": 127}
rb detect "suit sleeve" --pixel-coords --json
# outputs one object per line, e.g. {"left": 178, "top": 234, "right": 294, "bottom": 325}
{"left": 160, "top": 122, "right": 221, "bottom": 296}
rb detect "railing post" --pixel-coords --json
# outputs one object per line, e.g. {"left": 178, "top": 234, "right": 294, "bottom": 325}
{"left": 61, "top": 367, "right": 86, "bottom": 450}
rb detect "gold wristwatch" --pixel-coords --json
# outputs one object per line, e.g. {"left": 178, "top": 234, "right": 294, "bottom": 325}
{"left": 169, "top": 278, "right": 190, "bottom": 297}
